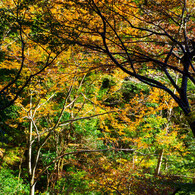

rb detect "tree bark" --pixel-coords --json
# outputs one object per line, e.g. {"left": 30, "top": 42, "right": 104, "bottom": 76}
{"left": 155, "top": 149, "right": 164, "bottom": 176}
{"left": 28, "top": 94, "right": 33, "bottom": 194}
{"left": 28, "top": 92, "right": 36, "bottom": 195}
{"left": 189, "top": 120, "right": 195, "bottom": 137}
{"left": 132, "top": 153, "right": 137, "bottom": 169}
{"left": 30, "top": 182, "right": 36, "bottom": 195}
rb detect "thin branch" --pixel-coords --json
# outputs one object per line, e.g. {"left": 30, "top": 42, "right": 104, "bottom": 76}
{"left": 59, "top": 110, "right": 119, "bottom": 127}
{"left": 0, "top": 23, "right": 25, "bottom": 93}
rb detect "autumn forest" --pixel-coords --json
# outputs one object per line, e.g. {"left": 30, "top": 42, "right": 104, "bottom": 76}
{"left": 0, "top": 0, "right": 194, "bottom": 194}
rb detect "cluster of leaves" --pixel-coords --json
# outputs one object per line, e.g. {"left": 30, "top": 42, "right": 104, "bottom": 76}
{"left": 0, "top": 168, "right": 29, "bottom": 194}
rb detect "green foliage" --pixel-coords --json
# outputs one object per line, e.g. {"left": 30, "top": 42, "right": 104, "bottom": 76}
{"left": 54, "top": 168, "right": 93, "bottom": 194}
{"left": 122, "top": 80, "right": 149, "bottom": 95}
{"left": 0, "top": 168, "right": 29, "bottom": 195}
{"left": 173, "top": 183, "right": 195, "bottom": 195}
{"left": 41, "top": 150, "right": 57, "bottom": 167}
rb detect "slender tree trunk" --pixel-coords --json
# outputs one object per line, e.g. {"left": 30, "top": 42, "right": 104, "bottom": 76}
{"left": 30, "top": 182, "right": 36, "bottom": 195}
{"left": 132, "top": 153, "right": 136, "bottom": 169}
{"left": 28, "top": 116, "right": 33, "bottom": 178}
{"left": 30, "top": 186, "right": 35, "bottom": 195}
{"left": 18, "top": 155, "right": 23, "bottom": 181}
{"left": 165, "top": 158, "right": 168, "bottom": 172}
{"left": 155, "top": 149, "right": 164, "bottom": 176}
{"left": 29, "top": 93, "right": 36, "bottom": 195}
{"left": 189, "top": 120, "right": 195, "bottom": 137}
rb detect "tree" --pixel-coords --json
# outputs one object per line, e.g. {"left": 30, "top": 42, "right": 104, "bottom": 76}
{"left": 0, "top": 0, "right": 70, "bottom": 110}
{"left": 40, "top": 0, "right": 194, "bottom": 136}
{"left": 1, "top": 1, "right": 194, "bottom": 194}
{"left": 2, "top": 0, "right": 194, "bottom": 136}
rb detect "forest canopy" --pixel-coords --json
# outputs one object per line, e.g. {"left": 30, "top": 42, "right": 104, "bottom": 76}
{"left": 0, "top": 0, "right": 194, "bottom": 194}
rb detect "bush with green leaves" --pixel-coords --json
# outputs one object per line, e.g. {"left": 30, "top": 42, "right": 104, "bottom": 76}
{"left": 0, "top": 168, "right": 29, "bottom": 195}
{"left": 54, "top": 168, "right": 94, "bottom": 194}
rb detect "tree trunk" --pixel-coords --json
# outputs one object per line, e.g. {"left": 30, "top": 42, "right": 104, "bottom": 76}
{"left": 132, "top": 153, "right": 137, "bottom": 169}
{"left": 165, "top": 158, "right": 168, "bottom": 172}
{"left": 155, "top": 149, "right": 164, "bottom": 176}
{"left": 186, "top": 111, "right": 195, "bottom": 137}
{"left": 30, "top": 182, "right": 36, "bottom": 195}
{"left": 189, "top": 120, "right": 195, "bottom": 137}
{"left": 29, "top": 93, "right": 35, "bottom": 195}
